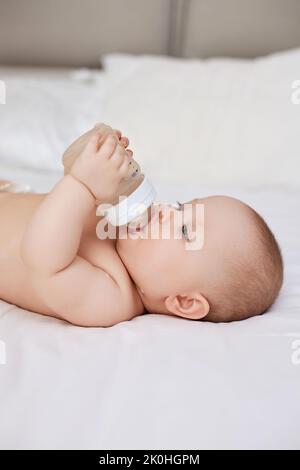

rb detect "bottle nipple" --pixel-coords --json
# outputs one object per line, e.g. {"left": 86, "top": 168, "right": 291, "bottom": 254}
{"left": 98, "top": 158, "right": 156, "bottom": 227}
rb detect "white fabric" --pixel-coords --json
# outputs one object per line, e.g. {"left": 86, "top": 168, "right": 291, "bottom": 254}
{"left": 0, "top": 68, "right": 108, "bottom": 172}
{"left": 0, "top": 174, "right": 299, "bottom": 450}
{"left": 102, "top": 49, "right": 300, "bottom": 188}
{"left": 0, "top": 55, "right": 300, "bottom": 450}
{"left": 2, "top": 49, "right": 300, "bottom": 187}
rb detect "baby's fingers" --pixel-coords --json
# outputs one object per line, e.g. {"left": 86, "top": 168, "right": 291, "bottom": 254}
{"left": 114, "top": 129, "right": 122, "bottom": 139}
{"left": 118, "top": 156, "right": 130, "bottom": 178}
{"left": 85, "top": 132, "right": 101, "bottom": 154}
{"left": 110, "top": 144, "right": 128, "bottom": 167}
{"left": 113, "top": 128, "right": 129, "bottom": 148}
{"left": 97, "top": 134, "right": 118, "bottom": 159}
{"left": 120, "top": 136, "right": 129, "bottom": 148}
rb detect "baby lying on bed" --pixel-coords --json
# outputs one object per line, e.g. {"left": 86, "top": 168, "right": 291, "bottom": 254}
{"left": 0, "top": 124, "right": 283, "bottom": 326}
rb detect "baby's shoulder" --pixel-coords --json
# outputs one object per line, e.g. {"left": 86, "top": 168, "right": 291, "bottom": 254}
{"left": 79, "top": 234, "right": 144, "bottom": 317}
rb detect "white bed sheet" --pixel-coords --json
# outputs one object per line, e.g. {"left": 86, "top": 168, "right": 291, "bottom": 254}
{"left": 0, "top": 171, "right": 299, "bottom": 450}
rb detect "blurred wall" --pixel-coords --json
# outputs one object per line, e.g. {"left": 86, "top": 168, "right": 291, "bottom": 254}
{"left": 0, "top": 0, "right": 171, "bottom": 66}
{"left": 182, "top": 0, "right": 300, "bottom": 58}
{"left": 0, "top": 0, "right": 299, "bottom": 67}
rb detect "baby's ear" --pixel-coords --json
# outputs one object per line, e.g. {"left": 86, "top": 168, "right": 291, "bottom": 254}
{"left": 165, "top": 293, "right": 210, "bottom": 320}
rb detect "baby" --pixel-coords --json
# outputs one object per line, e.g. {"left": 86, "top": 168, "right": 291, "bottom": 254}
{"left": 0, "top": 124, "right": 283, "bottom": 326}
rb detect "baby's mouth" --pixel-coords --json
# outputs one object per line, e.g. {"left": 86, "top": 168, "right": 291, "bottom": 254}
{"left": 127, "top": 206, "right": 153, "bottom": 235}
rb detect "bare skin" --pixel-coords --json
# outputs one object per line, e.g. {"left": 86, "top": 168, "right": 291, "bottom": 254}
{"left": 0, "top": 191, "right": 144, "bottom": 324}
{"left": 0, "top": 125, "right": 144, "bottom": 327}
{"left": 0, "top": 123, "right": 272, "bottom": 327}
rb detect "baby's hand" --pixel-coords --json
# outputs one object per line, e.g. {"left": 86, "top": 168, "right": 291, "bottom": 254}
{"left": 70, "top": 129, "right": 130, "bottom": 202}
{"left": 63, "top": 124, "right": 132, "bottom": 175}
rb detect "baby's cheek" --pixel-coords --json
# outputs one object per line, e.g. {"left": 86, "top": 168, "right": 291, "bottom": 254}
{"left": 151, "top": 240, "right": 179, "bottom": 270}
{"left": 134, "top": 241, "right": 182, "bottom": 297}
{"left": 131, "top": 239, "right": 180, "bottom": 283}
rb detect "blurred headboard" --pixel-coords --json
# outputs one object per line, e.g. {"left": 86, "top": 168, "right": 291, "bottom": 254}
{"left": 0, "top": 0, "right": 299, "bottom": 67}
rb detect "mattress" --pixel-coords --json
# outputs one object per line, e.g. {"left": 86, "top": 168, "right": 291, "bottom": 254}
{"left": 0, "top": 174, "right": 299, "bottom": 450}
{"left": 0, "top": 54, "right": 299, "bottom": 449}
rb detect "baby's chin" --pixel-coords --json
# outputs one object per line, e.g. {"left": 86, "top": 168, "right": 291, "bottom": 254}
{"left": 115, "top": 235, "right": 133, "bottom": 258}
{"left": 116, "top": 233, "right": 145, "bottom": 262}
{"left": 115, "top": 236, "right": 124, "bottom": 254}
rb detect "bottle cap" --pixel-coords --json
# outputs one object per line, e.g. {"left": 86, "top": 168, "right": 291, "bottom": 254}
{"left": 102, "top": 176, "right": 156, "bottom": 226}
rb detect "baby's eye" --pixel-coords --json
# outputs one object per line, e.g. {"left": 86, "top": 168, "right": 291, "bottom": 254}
{"left": 172, "top": 202, "right": 190, "bottom": 241}
{"left": 173, "top": 201, "right": 183, "bottom": 211}
{"left": 182, "top": 224, "right": 190, "bottom": 241}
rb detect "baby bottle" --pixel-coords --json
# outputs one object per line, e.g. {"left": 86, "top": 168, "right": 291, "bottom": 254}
{"left": 96, "top": 158, "right": 156, "bottom": 227}
{"left": 62, "top": 126, "right": 156, "bottom": 227}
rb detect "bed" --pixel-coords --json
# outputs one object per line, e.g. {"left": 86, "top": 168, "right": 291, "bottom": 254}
{"left": 0, "top": 0, "right": 300, "bottom": 450}
{"left": 0, "top": 179, "right": 299, "bottom": 449}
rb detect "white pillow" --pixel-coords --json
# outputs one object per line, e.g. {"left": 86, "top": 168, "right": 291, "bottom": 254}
{"left": 0, "top": 70, "right": 107, "bottom": 172}
{"left": 102, "top": 50, "right": 300, "bottom": 188}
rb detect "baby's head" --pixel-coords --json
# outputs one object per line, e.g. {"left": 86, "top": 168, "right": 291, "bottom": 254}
{"left": 116, "top": 196, "right": 283, "bottom": 323}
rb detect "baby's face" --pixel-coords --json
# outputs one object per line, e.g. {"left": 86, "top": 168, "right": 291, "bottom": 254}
{"left": 116, "top": 199, "right": 207, "bottom": 311}
{"left": 116, "top": 196, "right": 258, "bottom": 317}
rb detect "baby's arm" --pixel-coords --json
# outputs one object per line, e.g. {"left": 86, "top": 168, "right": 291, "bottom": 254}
{"left": 21, "top": 126, "right": 140, "bottom": 326}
